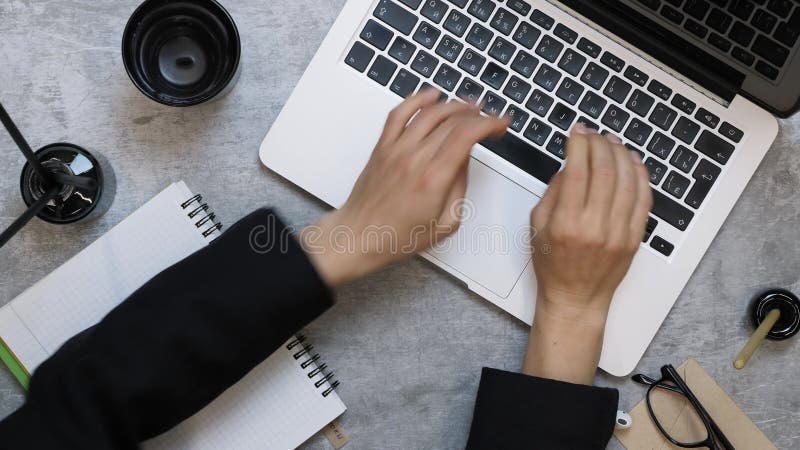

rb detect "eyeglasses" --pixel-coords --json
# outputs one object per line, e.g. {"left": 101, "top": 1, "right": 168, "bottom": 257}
{"left": 632, "top": 365, "right": 735, "bottom": 450}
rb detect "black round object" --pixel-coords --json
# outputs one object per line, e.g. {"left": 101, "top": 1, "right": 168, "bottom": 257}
{"left": 20, "top": 144, "right": 115, "bottom": 224}
{"left": 750, "top": 289, "right": 800, "bottom": 341}
{"left": 122, "top": 0, "right": 241, "bottom": 107}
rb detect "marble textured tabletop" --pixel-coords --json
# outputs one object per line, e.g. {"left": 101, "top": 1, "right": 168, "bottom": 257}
{"left": 1, "top": 1, "right": 798, "bottom": 449}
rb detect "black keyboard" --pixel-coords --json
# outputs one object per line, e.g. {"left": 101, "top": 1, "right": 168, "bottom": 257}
{"left": 344, "top": 0, "right": 747, "bottom": 258}
{"left": 634, "top": 0, "right": 799, "bottom": 81}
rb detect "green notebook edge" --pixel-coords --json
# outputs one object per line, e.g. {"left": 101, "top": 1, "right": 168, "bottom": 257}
{"left": 0, "top": 337, "right": 30, "bottom": 390}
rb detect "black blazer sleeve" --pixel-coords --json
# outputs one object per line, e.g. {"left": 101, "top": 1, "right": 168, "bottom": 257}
{"left": 466, "top": 368, "right": 619, "bottom": 450}
{"left": 0, "top": 208, "right": 333, "bottom": 450}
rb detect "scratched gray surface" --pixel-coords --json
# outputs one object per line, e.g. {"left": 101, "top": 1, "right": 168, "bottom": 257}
{"left": 1, "top": 1, "right": 798, "bottom": 449}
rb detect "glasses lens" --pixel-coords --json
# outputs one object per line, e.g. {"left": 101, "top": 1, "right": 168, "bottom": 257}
{"left": 649, "top": 382, "right": 709, "bottom": 444}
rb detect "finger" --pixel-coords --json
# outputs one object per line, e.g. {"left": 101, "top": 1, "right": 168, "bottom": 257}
{"left": 629, "top": 157, "right": 654, "bottom": 246}
{"left": 377, "top": 89, "right": 440, "bottom": 146}
{"left": 531, "top": 171, "right": 563, "bottom": 230}
{"left": 607, "top": 144, "right": 639, "bottom": 228}
{"left": 420, "top": 107, "right": 482, "bottom": 155}
{"left": 401, "top": 100, "right": 479, "bottom": 145}
{"left": 430, "top": 116, "right": 508, "bottom": 187}
{"left": 585, "top": 133, "right": 618, "bottom": 217}
{"left": 555, "top": 124, "right": 591, "bottom": 214}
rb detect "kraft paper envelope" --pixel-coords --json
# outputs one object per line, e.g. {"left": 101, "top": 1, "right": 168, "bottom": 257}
{"left": 615, "top": 358, "right": 776, "bottom": 450}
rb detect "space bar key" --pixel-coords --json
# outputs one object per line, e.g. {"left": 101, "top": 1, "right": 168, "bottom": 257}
{"left": 479, "top": 133, "right": 561, "bottom": 185}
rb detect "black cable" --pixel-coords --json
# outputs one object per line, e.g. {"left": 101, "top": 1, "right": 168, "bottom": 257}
{"left": 0, "top": 186, "right": 60, "bottom": 249}
{"left": 0, "top": 101, "right": 51, "bottom": 184}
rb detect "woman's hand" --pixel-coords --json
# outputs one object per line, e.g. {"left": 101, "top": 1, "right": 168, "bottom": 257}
{"left": 301, "top": 90, "right": 508, "bottom": 287}
{"left": 523, "top": 125, "right": 652, "bottom": 385}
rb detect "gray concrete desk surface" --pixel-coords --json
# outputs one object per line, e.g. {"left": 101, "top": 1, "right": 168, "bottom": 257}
{"left": 1, "top": 1, "right": 798, "bottom": 449}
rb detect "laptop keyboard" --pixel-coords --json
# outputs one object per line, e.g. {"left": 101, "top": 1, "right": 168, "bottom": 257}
{"left": 344, "top": 0, "right": 746, "bottom": 258}
{"left": 635, "top": 0, "right": 799, "bottom": 80}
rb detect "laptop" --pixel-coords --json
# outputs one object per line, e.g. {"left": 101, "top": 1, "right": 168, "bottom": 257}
{"left": 260, "top": 0, "right": 796, "bottom": 376}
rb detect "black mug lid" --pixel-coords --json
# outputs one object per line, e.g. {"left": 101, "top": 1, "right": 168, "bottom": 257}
{"left": 122, "top": 0, "right": 240, "bottom": 107}
{"left": 751, "top": 289, "right": 800, "bottom": 341}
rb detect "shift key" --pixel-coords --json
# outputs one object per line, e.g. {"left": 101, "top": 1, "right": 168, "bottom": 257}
{"left": 652, "top": 189, "right": 694, "bottom": 231}
{"left": 374, "top": 0, "right": 419, "bottom": 35}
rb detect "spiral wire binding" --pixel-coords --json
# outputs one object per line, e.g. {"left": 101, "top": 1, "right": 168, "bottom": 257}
{"left": 286, "top": 334, "right": 341, "bottom": 398}
{"left": 181, "top": 194, "right": 223, "bottom": 238}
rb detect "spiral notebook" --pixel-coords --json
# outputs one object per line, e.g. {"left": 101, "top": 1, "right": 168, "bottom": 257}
{"left": 0, "top": 181, "right": 346, "bottom": 449}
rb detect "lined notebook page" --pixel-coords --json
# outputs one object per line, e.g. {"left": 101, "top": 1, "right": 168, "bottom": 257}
{"left": 145, "top": 338, "right": 346, "bottom": 450}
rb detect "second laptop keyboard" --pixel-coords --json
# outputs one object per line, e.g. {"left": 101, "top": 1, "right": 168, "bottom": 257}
{"left": 344, "top": 0, "right": 745, "bottom": 257}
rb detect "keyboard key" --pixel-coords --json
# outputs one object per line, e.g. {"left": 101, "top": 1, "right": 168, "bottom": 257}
{"left": 752, "top": 9, "right": 778, "bottom": 34}
{"left": 549, "top": 103, "right": 577, "bottom": 131}
{"left": 684, "top": 18, "right": 709, "bottom": 38}
{"left": 467, "top": 23, "right": 493, "bottom": 50}
{"left": 400, "top": 0, "right": 423, "bottom": 9}
{"left": 647, "top": 80, "right": 672, "bottom": 101}
{"left": 526, "top": 89, "right": 555, "bottom": 117}
{"left": 444, "top": 10, "right": 472, "bottom": 37}
{"left": 728, "top": 0, "right": 755, "bottom": 21}
{"left": 752, "top": 35, "right": 789, "bottom": 67}
{"left": 390, "top": 69, "right": 421, "bottom": 97}
{"left": 695, "top": 129, "right": 735, "bottom": 164}
{"left": 663, "top": 171, "right": 691, "bottom": 198}
{"left": 645, "top": 158, "right": 668, "bottom": 184}
{"left": 480, "top": 132, "right": 562, "bottom": 184}
{"left": 436, "top": 35, "right": 464, "bottom": 62}
{"left": 652, "top": 189, "right": 695, "bottom": 231}
{"left": 510, "top": 50, "right": 539, "bottom": 77}
{"left": 490, "top": 8, "right": 519, "bottom": 35}
{"left": 774, "top": 21, "right": 800, "bottom": 47}
{"left": 555, "top": 78, "right": 584, "bottom": 105}
{"left": 706, "top": 8, "right": 732, "bottom": 33}
{"left": 536, "top": 36, "right": 565, "bottom": 63}
{"left": 729, "top": 21, "right": 755, "bottom": 46}
{"left": 695, "top": 108, "right": 720, "bottom": 128}
{"left": 368, "top": 55, "right": 399, "bottom": 85}
{"left": 531, "top": 9, "right": 555, "bottom": 30}
{"left": 648, "top": 132, "right": 676, "bottom": 159}
{"left": 481, "top": 61, "right": 509, "bottom": 89}
{"left": 600, "top": 51, "right": 625, "bottom": 72}
{"left": 685, "top": 159, "right": 721, "bottom": 208}
{"left": 650, "top": 236, "right": 675, "bottom": 256}
{"left": 767, "top": 0, "right": 793, "bottom": 16}
{"left": 731, "top": 46, "right": 755, "bottom": 66}
{"left": 672, "top": 117, "right": 701, "bottom": 144}
{"left": 670, "top": 145, "right": 699, "bottom": 173}
{"left": 504, "top": 76, "right": 532, "bottom": 103}
{"left": 434, "top": 63, "right": 462, "bottom": 91}
{"left": 361, "top": 20, "right": 395, "bottom": 50}
{"left": 581, "top": 62, "right": 610, "bottom": 90}
{"left": 625, "top": 119, "right": 653, "bottom": 146}
{"left": 661, "top": 5, "right": 685, "bottom": 24}
{"left": 488, "top": 36, "right": 516, "bottom": 64}
{"left": 389, "top": 37, "right": 417, "bottom": 64}
{"left": 512, "top": 22, "right": 541, "bottom": 49}
{"left": 719, "top": 122, "right": 744, "bottom": 143}
{"left": 456, "top": 77, "right": 485, "bottom": 102}
{"left": 345, "top": 42, "right": 375, "bottom": 72}
{"left": 577, "top": 116, "right": 600, "bottom": 131}
{"left": 579, "top": 91, "right": 608, "bottom": 119}
{"left": 414, "top": 21, "right": 442, "bottom": 48}
{"left": 627, "top": 89, "right": 656, "bottom": 117}
{"left": 602, "top": 105, "right": 630, "bottom": 132}
{"left": 708, "top": 32, "right": 733, "bottom": 51}
{"left": 577, "top": 37, "right": 602, "bottom": 58}
{"left": 482, "top": 91, "right": 507, "bottom": 115}
{"left": 444, "top": 0, "right": 468, "bottom": 7}
{"left": 411, "top": 50, "right": 440, "bottom": 77}
{"left": 554, "top": 23, "right": 578, "bottom": 44}
{"left": 684, "top": 0, "right": 711, "bottom": 20}
{"left": 504, "top": 105, "right": 530, "bottom": 132}
{"left": 523, "top": 118, "right": 553, "bottom": 145}
{"left": 374, "top": 0, "right": 419, "bottom": 35}
{"left": 624, "top": 66, "right": 649, "bottom": 86}
{"left": 558, "top": 49, "right": 588, "bottom": 77}
{"left": 671, "top": 94, "right": 696, "bottom": 114}
{"left": 755, "top": 60, "right": 780, "bottom": 80}
{"left": 604, "top": 76, "right": 633, "bottom": 104}
{"left": 533, "top": 64, "right": 562, "bottom": 91}
{"left": 422, "top": 0, "right": 449, "bottom": 23}
{"left": 644, "top": 216, "right": 658, "bottom": 243}
{"left": 546, "top": 131, "right": 568, "bottom": 159}
{"left": 649, "top": 103, "right": 678, "bottom": 130}
{"left": 468, "top": 0, "right": 497, "bottom": 21}
{"left": 459, "top": 48, "right": 486, "bottom": 75}
{"left": 507, "top": 0, "right": 532, "bottom": 17}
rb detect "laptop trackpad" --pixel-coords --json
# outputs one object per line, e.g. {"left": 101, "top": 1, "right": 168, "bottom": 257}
{"left": 427, "top": 158, "right": 541, "bottom": 298}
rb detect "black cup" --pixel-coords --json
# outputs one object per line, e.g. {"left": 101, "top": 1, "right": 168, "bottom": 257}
{"left": 122, "top": 0, "right": 241, "bottom": 107}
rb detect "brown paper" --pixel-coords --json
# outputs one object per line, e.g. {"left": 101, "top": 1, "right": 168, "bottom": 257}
{"left": 322, "top": 419, "right": 349, "bottom": 449}
{"left": 615, "top": 359, "right": 776, "bottom": 450}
